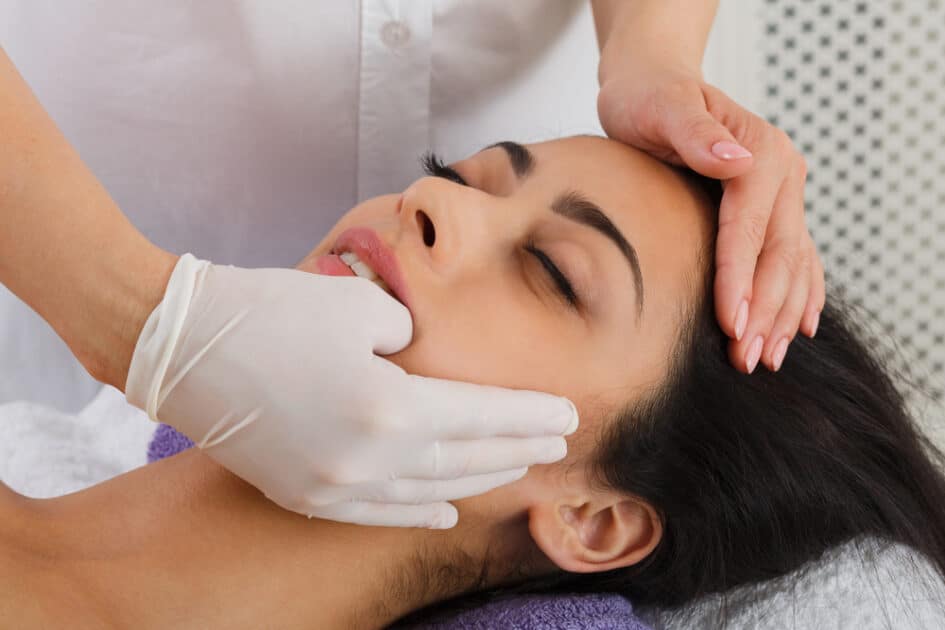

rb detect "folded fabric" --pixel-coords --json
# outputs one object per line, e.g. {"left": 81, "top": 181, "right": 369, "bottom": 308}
{"left": 393, "top": 592, "right": 647, "bottom": 630}
{"left": 637, "top": 537, "right": 945, "bottom": 630}
{"left": 148, "top": 423, "right": 194, "bottom": 463}
{"left": 0, "top": 385, "right": 155, "bottom": 498}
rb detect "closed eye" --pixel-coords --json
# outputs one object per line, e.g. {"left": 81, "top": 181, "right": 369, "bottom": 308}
{"left": 421, "top": 152, "right": 577, "bottom": 310}
{"left": 525, "top": 240, "right": 579, "bottom": 308}
{"left": 421, "top": 152, "right": 469, "bottom": 186}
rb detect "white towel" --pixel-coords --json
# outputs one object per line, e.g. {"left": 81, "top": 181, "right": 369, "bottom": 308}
{"left": 0, "top": 385, "right": 154, "bottom": 497}
{"left": 640, "top": 537, "right": 945, "bottom": 629}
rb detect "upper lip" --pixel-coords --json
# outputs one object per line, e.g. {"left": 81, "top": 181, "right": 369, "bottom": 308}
{"left": 331, "top": 227, "right": 412, "bottom": 310}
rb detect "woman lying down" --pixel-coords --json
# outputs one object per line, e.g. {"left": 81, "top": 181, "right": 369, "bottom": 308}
{"left": 2, "top": 136, "right": 945, "bottom": 629}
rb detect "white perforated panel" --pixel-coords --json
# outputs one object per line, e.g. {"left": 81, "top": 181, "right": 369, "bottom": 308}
{"left": 710, "top": 1, "right": 945, "bottom": 442}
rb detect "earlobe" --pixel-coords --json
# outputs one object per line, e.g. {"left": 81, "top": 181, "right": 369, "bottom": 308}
{"left": 528, "top": 496, "right": 662, "bottom": 574}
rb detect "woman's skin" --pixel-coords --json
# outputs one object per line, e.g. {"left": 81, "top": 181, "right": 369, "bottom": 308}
{"left": 0, "top": 136, "right": 714, "bottom": 629}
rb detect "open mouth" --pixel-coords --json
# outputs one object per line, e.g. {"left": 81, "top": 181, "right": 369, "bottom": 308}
{"left": 329, "top": 227, "right": 411, "bottom": 310}
{"left": 338, "top": 251, "right": 392, "bottom": 295}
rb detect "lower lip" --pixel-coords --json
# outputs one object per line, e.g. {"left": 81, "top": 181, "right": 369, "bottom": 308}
{"left": 312, "top": 254, "right": 355, "bottom": 277}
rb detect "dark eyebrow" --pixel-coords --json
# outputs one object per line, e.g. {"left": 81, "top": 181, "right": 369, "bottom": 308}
{"left": 484, "top": 141, "right": 534, "bottom": 178}
{"left": 483, "top": 140, "right": 643, "bottom": 315}
{"left": 552, "top": 191, "right": 645, "bottom": 317}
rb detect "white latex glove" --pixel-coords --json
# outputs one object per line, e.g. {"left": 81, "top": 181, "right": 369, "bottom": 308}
{"left": 126, "top": 254, "right": 579, "bottom": 528}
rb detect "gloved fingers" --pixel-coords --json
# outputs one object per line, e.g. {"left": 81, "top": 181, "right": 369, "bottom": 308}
{"left": 403, "top": 375, "right": 579, "bottom": 439}
{"left": 307, "top": 500, "right": 459, "bottom": 529}
{"left": 310, "top": 467, "right": 528, "bottom": 506}
{"left": 357, "top": 279, "right": 414, "bottom": 355}
{"left": 398, "top": 436, "right": 567, "bottom": 480}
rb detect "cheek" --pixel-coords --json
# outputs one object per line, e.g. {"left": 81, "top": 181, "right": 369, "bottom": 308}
{"left": 386, "top": 274, "right": 641, "bottom": 428}
{"left": 386, "top": 279, "right": 576, "bottom": 393}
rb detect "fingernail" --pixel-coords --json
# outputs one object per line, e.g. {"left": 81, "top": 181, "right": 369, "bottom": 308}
{"left": 711, "top": 140, "right": 753, "bottom": 160}
{"left": 772, "top": 337, "right": 789, "bottom": 371}
{"left": 746, "top": 336, "right": 764, "bottom": 374}
{"left": 734, "top": 300, "right": 749, "bottom": 341}
{"left": 810, "top": 310, "right": 821, "bottom": 338}
{"left": 560, "top": 398, "right": 579, "bottom": 435}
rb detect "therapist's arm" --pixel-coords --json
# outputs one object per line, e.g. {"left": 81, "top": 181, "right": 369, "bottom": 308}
{"left": 591, "top": 0, "right": 718, "bottom": 75}
{"left": 0, "top": 46, "right": 177, "bottom": 389}
{"left": 590, "top": 0, "right": 825, "bottom": 376}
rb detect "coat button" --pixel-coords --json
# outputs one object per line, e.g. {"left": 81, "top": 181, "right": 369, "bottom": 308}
{"left": 380, "top": 20, "right": 411, "bottom": 49}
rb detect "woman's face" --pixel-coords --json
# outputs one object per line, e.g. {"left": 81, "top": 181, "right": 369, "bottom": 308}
{"left": 298, "top": 136, "right": 712, "bottom": 464}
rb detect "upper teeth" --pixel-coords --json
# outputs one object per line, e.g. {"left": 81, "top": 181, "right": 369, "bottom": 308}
{"left": 340, "top": 251, "right": 391, "bottom": 293}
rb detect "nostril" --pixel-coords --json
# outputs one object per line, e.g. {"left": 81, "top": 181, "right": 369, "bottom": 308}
{"left": 416, "top": 210, "right": 436, "bottom": 247}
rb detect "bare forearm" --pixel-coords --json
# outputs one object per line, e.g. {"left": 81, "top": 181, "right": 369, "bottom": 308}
{"left": 591, "top": 0, "right": 720, "bottom": 79}
{"left": 0, "top": 47, "right": 176, "bottom": 390}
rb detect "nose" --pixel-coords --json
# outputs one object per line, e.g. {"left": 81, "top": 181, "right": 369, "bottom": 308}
{"left": 398, "top": 176, "right": 483, "bottom": 271}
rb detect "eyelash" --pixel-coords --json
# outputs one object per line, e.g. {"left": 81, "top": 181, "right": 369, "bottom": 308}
{"left": 421, "top": 152, "right": 579, "bottom": 309}
{"left": 525, "top": 239, "right": 579, "bottom": 308}
{"left": 421, "top": 152, "right": 468, "bottom": 186}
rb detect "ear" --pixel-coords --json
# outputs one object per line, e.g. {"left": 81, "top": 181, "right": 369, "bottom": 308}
{"left": 527, "top": 495, "right": 662, "bottom": 573}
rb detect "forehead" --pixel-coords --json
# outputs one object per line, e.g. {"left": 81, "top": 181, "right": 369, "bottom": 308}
{"left": 528, "top": 136, "right": 714, "bottom": 230}
{"left": 474, "top": 135, "right": 715, "bottom": 315}
{"left": 471, "top": 135, "right": 713, "bottom": 231}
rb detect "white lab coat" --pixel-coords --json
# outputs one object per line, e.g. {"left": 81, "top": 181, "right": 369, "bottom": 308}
{"left": 0, "top": 1, "right": 603, "bottom": 411}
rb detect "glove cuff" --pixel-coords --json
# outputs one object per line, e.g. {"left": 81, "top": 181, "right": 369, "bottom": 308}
{"left": 126, "top": 253, "right": 210, "bottom": 421}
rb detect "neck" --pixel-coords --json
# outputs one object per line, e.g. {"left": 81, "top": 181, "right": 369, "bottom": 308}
{"left": 7, "top": 451, "right": 541, "bottom": 629}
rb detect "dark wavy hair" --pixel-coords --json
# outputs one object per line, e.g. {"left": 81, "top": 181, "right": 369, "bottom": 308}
{"left": 393, "top": 171, "right": 945, "bottom": 625}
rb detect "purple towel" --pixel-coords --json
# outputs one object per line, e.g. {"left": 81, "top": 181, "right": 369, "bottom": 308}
{"left": 147, "top": 423, "right": 194, "bottom": 463}
{"left": 147, "top": 426, "right": 651, "bottom": 630}
{"left": 394, "top": 593, "right": 649, "bottom": 630}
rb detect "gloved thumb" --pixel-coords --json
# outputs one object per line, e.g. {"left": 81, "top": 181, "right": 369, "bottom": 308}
{"left": 348, "top": 277, "right": 413, "bottom": 355}
{"left": 661, "top": 94, "right": 755, "bottom": 181}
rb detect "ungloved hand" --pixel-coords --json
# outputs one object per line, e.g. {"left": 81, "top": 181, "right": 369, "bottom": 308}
{"left": 126, "top": 254, "right": 578, "bottom": 528}
{"left": 597, "top": 57, "right": 825, "bottom": 374}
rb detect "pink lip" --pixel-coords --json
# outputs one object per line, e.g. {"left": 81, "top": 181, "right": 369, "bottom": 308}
{"left": 331, "top": 227, "right": 411, "bottom": 310}
{"left": 312, "top": 253, "right": 356, "bottom": 277}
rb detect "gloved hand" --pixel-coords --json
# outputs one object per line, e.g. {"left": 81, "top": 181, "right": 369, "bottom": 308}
{"left": 126, "top": 254, "right": 578, "bottom": 528}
